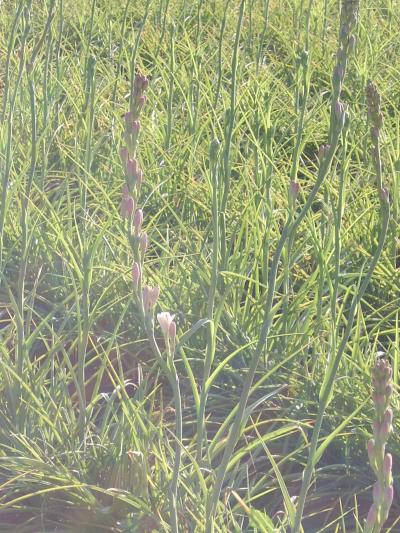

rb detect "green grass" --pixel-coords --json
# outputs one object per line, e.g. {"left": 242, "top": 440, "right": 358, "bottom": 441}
{"left": 0, "top": 0, "right": 399, "bottom": 531}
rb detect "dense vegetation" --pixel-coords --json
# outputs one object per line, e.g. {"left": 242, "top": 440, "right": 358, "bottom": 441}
{"left": 0, "top": 0, "right": 399, "bottom": 531}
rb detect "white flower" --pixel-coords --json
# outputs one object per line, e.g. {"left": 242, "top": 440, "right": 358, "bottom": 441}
{"left": 157, "top": 312, "right": 175, "bottom": 338}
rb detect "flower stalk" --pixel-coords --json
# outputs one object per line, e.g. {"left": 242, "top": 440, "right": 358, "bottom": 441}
{"left": 119, "top": 73, "right": 182, "bottom": 533}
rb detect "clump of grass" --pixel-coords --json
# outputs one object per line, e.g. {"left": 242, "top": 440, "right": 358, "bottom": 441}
{"left": 0, "top": 0, "right": 399, "bottom": 532}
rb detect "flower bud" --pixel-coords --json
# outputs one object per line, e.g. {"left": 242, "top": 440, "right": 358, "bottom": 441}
{"left": 384, "top": 408, "right": 393, "bottom": 426}
{"left": 132, "top": 120, "right": 140, "bottom": 137}
{"left": 122, "top": 183, "right": 129, "bottom": 198}
{"left": 126, "top": 158, "right": 138, "bottom": 180}
{"left": 134, "top": 209, "right": 143, "bottom": 234}
{"left": 136, "top": 169, "right": 143, "bottom": 188}
{"left": 335, "top": 101, "right": 347, "bottom": 128}
{"left": 333, "top": 64, "right": 344, "bottom": 86}
{"left": 132, "top": 262, "right": 141, "bottom": 290}
{"left": 380, "top": 421, "right": 391, "bottom": 441}
{"left": 138, "top": 95, "right": 146, "bottom": 110}
{"left": 384, "top": 486, "right": 394, "bottom": 509}
{"left": 139, "top": 232, "right": 148, "bottom": 255}
{"left": 383, "top": 453, "right": 392, "bottom": 477}
{"left": 374, "top": 393, "right": 386, "bottom": 409}
{"left": 372, "top": 481, "right": 381, "bottom": 505}
{"left": 120, "top": 147, "right": 129, "bottom": 165}
{"left": 366, "top": 504, "right": 377, "bottom": 529}
{"left": 169, "top": 320, "right": 176, "bottom": 340}
{"left": 121, "top": 196, "right": 135, "bottom": 218}
{"left": 289, "top": 181, "right": 300, "bottom": 202}
{"left": 143, "top": 285, "right": 160, "bottom": 312}
{"left": 348, "top": 34, "right": 356, "bottom": 53}
{"left": 367, "top": 438, "right": 375, "bottom": 464}
{"left": 124, "top": 111, "right": 134, "bottom": 128}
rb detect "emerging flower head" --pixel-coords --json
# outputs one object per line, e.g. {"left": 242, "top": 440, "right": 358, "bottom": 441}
{"left": 157, "top": 312, "right": 175, "bottom": 338}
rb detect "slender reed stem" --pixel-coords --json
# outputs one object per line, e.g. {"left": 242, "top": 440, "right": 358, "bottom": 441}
{"left": 196, "top": 140, "right": 220, "bottom": 463}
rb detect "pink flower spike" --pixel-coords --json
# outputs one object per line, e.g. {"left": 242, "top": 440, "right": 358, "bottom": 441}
{"left": 157, "top": 312, "right": 175, "bottom": 338}
{"left": 134, "top": 209, "right": 143, "bottom": 234}
{"left": 131, "top": 262, "right": 141, "bottom": 290}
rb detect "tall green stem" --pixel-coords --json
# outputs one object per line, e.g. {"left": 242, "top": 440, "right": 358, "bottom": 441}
{"left": 196, "top": 140, "right": 220, "bottom": 463}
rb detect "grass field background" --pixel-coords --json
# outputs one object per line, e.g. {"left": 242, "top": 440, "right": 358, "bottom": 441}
{"left": 0, "top": 0, "right": 399, "bottom": 531}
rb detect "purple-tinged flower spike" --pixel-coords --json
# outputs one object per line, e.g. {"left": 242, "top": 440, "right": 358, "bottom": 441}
{"left": 132, "top": 262, "right": 141, "bottom": 291}
{"left": 365, "top": 357, "right": 394, "bottom": 533}
{"left": 142, "top": 285, "right": 160, "bottom": 313}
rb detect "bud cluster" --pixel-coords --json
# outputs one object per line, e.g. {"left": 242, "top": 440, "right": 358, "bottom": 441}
{"left": 365, "top": 358, "right": 394, "bottom": 533}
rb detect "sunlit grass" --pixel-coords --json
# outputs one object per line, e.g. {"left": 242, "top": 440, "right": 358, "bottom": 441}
{"left": 0, "top": 0, "right": 399, "bottom": 531}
